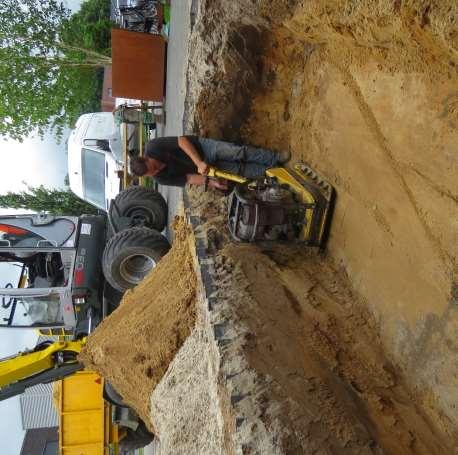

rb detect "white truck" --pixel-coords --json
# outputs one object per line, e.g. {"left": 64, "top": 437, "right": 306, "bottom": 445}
{"left": 68, "top": 112, "right": 126, "bottom": 211}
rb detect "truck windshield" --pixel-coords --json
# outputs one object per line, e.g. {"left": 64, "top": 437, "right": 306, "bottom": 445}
{"left": 0, "top": 293, "right": 63, "bottom": 327}
{"left": 82, "top": 148, "right": 105, "bottom": 209}
{"left": 0, "top": 252, "right": 68, "bottom": 289}
{"left": 0, "top": 249, "right": 74, "bottom": 329}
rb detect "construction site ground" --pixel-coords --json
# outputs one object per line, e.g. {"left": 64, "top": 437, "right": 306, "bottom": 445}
{"left": 82, "top": 1, "right": 457, "bottom": 453}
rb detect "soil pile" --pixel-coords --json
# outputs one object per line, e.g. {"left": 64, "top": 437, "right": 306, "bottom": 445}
{"left": 150, "top": 327, "right": 225, "bottom": 455}
{"left": 79, "top": 218, "right": 197, "bottom": 431}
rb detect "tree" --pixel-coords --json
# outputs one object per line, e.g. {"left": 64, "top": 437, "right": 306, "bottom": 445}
{"left": 60, "top": 0, "right": 113, "bottom": 55}
{"left": 0, "top": 185, "right": 99, "bottom": 216}
{"left": 0, "top": 0, "right": 114, "bottom": 141}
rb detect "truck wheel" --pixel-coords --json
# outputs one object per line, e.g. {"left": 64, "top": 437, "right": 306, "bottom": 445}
{"left": 120, "top": 421, "right": 154, "bottom": 451}
{"left": 113, "top": 186, "right": 167, "bottom": 232}
{"left": 102, "top": 227, "right": 170, "bottom": 292}
{"left": 104, "top": 381, "right": 127, "bottom": 408}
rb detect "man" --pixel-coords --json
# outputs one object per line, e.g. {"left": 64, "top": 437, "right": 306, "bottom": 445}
{"left": 130, "top": 136, "right": 291, "bottom": 190}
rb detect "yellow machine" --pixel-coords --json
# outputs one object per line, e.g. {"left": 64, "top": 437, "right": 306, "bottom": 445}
{"left": 209, "top": 163, "right": 335, "bottom": 247}
{"left": 55, "top": 371, "right": 121, "bottom": 455}
{"left": 0, "top": 339, "right": 153, "bottom": 452}
{"left": 0, "top": 339, "right": 85, "bottom": 401}
{"left": 55, "top": 370, "right": 153, "bottom": 454}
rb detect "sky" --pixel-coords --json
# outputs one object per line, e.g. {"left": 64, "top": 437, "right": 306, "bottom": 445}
{"left": 0, "top": 1, "right": 84, "bottom": 453}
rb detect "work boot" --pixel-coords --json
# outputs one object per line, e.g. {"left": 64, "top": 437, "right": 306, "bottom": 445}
{"left": 277, "top": 148, "right": 292, "bottom": 165}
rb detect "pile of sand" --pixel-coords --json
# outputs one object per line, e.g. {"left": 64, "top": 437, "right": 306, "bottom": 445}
{"left": 79, "top": 218, "right": 197, "bottom": 431}
{"left": 150, "top": 327, "right": 225, "bottom": 454}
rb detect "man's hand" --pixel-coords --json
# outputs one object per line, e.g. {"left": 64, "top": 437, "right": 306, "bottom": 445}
{"left": 208, "top": 178, "right": 228, "bottom": 191}
{"left": 197, "top": 161, "right": 209, "bottom": 175}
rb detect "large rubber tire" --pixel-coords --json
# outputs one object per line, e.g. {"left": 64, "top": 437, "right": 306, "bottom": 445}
{"left": 113, "top": 186, "right": 168, "bottom": 232}
{"left": 102, "top": 227, "right": 170, "bottom": 292}
{"left": 103, "top": 281, "right": 124, "bottom": 314}
{"left": 104, "top": 381, "right": 127, "bottom": 408}
{"left": 120, "top": 421, "right": 154, "bottom": 451}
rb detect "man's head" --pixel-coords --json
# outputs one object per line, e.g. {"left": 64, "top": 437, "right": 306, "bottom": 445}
{"left": 130, "top": 156, "right": 165, "bottom": 177}
{"left": 130, "top": 156, "right": 148, "bottom": 177}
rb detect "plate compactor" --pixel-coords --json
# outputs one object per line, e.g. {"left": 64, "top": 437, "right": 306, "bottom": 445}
{"left": 207, "top": 163, "right": 335, "bottom": 247}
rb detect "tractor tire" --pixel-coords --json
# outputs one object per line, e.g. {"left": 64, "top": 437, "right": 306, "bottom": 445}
{"left": 104, "top": 381, "right": 127, "bottom": 408}
{"left": 102, "top": 227, "right": 170, "bottom": 292}
{"left": 113, "top": 186, "right": 167, "bottom": 232}
{"left": 119, "top": 421, "right": 154, "bottom": 451}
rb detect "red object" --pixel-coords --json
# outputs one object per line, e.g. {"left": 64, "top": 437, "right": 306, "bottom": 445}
{"left": 101, "top": 66, "right": 116, "bottom": 112}
{"left": 0, "top": 224, "right": 28, "bottom": 235}
{"left": 73, "top": 269, "right": 85, "bottom": 286}
{"left": 111, "top": 29, "right": 166, "bottom": 102}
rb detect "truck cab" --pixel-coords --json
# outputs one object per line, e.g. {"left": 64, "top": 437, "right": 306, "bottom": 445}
{"left": 68, "top": 113, "right": 124, "bottom": 211}
{"left": 0, "top": 213, "right": 106, "bottom": 336}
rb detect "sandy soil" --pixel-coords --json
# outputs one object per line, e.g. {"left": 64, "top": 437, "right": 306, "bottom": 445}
{"left": 179, "top": 187, "right": 455, "bottom": 453}
{"left": 79, "top": 218, "right": 197, "bottom": 431}
{"left": 79, "top": 1, "right": 457, "bottom": 452}
{"left": 150, "top": 326, "right": 225, "bottom": 454}
{"left": 216, "top": 242, "right": 450, "bottom": 453}
{"left": 183, "top": 0, "right": 458, "bottom": 448}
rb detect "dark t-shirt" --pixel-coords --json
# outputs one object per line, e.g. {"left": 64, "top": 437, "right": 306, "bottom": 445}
{"left": 145, "top": 136, "right": 203, "bottom": 187}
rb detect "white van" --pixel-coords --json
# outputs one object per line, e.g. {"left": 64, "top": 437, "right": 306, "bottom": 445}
{"left": 68, "top": 113, "right": 125, "bottom": 211}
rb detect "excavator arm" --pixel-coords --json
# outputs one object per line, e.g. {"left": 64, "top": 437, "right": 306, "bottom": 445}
{"left": 0, "top": 339, "right": 86, "bottom": 401}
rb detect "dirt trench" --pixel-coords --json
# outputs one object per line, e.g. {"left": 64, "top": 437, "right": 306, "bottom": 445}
{"left": 239, "top": 2, "right": 458, "bottom": 442}
{"left": 80, "top": 0, "right": 457, "bottom": 453}
{"left": 184, "top": 0, "right": 457, "bottom": 451}
{"left": 175, "top": 186, "right": 455, "bottom": 454}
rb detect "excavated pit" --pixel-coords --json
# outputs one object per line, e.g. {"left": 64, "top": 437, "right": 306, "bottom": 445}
{"left": 185, "top": 0, "right": 458, "bottom": 449}
{"left": 81, "top": 0, "right": 457, "bottom": 453}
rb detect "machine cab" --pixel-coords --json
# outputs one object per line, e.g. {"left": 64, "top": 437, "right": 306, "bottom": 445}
{"left": 68, "top": 113, "right": 124, "bottom": 211}
{"left": 0, "top": 214, "right": 79, "bottom": 331}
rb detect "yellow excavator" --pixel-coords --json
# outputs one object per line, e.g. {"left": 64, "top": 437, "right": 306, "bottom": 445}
{"left": 0, "top": 339, "right": 154, "bottom": 453}
{"left": 0, "top": 338, "right": 85, "bottom": 402}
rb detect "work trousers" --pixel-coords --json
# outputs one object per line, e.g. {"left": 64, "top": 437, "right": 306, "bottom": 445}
{"left": 198, "top": 138, "right": 280, "bottom": 178}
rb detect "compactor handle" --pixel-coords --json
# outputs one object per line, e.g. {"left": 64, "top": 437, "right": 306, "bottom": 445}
{"left": 207, "top": 166, "right": 247, "bottom": 184}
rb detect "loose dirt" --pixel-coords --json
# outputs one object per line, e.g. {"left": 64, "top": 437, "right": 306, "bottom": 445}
{"left": 150, "top": 326, "right": 225, "bottom": 455}
{"left": 169, "top": 188, "right": 454, "bottom": 453}
{"left": 80, "top": 0, "right": 457, "bottom": 452}
{"left": 183, "top": 0, "right": 457, "bottom": 450}
{"left": 217, "top": 241, "right": 450, "bottom": 453}
{"left": 79, "top": 218, "right": 197, "bottom": 431}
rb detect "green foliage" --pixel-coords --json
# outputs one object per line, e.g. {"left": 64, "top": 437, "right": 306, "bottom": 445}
{"left": 0, "top": 0, "right": 113, "bottom": 141}
{"left": 0, "top": 185, "right": 99, "bottom": 216}
{"left": 60, "top": 0, "right": 113, "bottom": 55}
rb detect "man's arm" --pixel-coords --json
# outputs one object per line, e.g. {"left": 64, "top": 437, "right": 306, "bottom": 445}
{"left": 178, "top": 136, "right": 208, "bottom": 175}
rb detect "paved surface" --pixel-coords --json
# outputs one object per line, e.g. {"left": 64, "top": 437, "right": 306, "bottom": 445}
{"left": 158, "top": 0, "right": 194, "bottom": 240}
